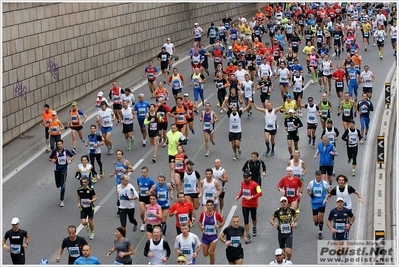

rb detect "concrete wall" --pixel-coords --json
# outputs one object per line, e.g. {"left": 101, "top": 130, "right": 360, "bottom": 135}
{"left": 2, "top": 2, "right": 262, "bottom": 145}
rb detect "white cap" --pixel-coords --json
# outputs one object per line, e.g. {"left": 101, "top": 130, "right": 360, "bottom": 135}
{"left": 166, "top": 37, "right": 171, "bottom": 41}
{"left": 336, "top": 197, "right": 344, "bottom": 202}
{"left": 194, "top": 22, "right": 198, "bottom": 26}
{"left": 52, "top": 111, "right": 57, "bottom": 115}
{"left": 228, "top": 46, "right": 232, "bottom": 49}
{"left": 97, "top": 91, "right": 103, "bottom": 97}
{"left": 11, "top": 217, "right": 19, "bottom": 225}
{"left": 288, "top": 109, "right": 295, "bottom": 113}
{"left": 275, "top": 248, "right": 284, "bottom": 255}
{"left": 286, "top": 166, "right": 293, "bottom": 171}
{"left": 280, "top": 196, "right": 288, "bottom": 202}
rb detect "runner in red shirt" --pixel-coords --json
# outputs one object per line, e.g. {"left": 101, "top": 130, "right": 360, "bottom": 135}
{"left": 235, "top": 172, "right": 263, "bottom": 244}
{"left": 277, "top": 167, "right": 304, "bottom": 213}
{"left": 332, "top": 65, "right": 346, "bottom": 104}
{"left": 169, "top": 192, "right": 194, "bottom": 235}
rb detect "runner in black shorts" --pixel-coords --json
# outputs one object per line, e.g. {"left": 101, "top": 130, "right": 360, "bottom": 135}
{"left": 219, "top": 215, "right": 246, "bottom": 264}
{"left": 77, "top": 177, "right": 97, "bottom": 240}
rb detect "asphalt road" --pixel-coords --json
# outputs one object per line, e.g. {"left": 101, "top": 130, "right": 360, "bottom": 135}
{"left": 2, "top": 30, "right": 395, "bottom": 265}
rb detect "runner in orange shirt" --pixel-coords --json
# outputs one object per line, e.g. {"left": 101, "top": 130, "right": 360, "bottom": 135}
{"left": 42, "top": 104, "right": 53, "bottom": 152}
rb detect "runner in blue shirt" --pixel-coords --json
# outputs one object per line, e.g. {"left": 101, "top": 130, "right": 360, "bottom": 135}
{"left": 134, "top": 93, "right": 150, "bottom": 147}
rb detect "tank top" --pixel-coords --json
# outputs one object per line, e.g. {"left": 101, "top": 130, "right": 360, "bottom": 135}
{"left": 171, "top": 75, "right": 183, "bottom": 90}
{"left": 324, "top": 127, "right": 336, "bottom": 144}
{"left": 155, "top": 183, "right": 169, "bottom": 208}
{"left": 309, "top": 54, "right": 317, "bottom": 67}
{"left": 229, "top": 112, "right": 242, "bottom": 133}
{"left": 192, "top": 54, "right": 201, "bottom": 65}
{"left": 183, "top": 100, "right": 194, "bottom": 119}
{"left": 154, "top": 88, "right": 167, "bottom": 99}
{"left": 264, "top": 109, "right": 277, "bottom": 130}
{"left": 173, "top": 106, "right": 187, "bottom": 125}
{"left": 311, "top": 179, "right": 327, "bottom": 204}
{"left": 342, "top": 101, "right": 353, "bottom": 118}
{"left": 183, "top": 171, "right": 198, "bottom": 194}
{"left": 114, "top": 159, "right": 128, "bottom": 180}
{"left": 203, "top": 111, "right": 214, "bottom": 131}
{"left": 70, "top": 109, "right": 81, "bottom": 126}
{"left": 88, "top": 133, "right": 101, "bottom": 154}
{"left": 289, "top": 159, "right": 303, "bottom": 178}
{"left": 110, "top": 87, "right": 122, "bottom": 104}
{"left": 292, "top": 76, "right": 303, "bottom": 92}
{"left": 147, "top": 66, "right": 156, "bottom": 81}
{"left": 147, "top": 204, "right": 161, "bottom": 224}
{"left": 322, "top": 60, "right": 332, "bottom": 75}
{"left": 121, "top": 107, "right": 133, "bottom": 125}
{"left": 49, "top": 120, "right": 61, "bottom": 136}
{"left": 78, "top": 163, "right": 93, "bottom": 179}
{"left": 306, "top": 104, "right": 318, "bottom": 124}
{"left": 347, "top": 128, "right": 359, "bottom": 147}
{"left": 174, "top": 153, "right": 186, "bottom": 173}
{"left": 149, "top": 239, "right": 165, "bottom": 265}
{"left": 202, "top": 179, "right": 219, "bottom": 205}
{"left": 212, "top": 167, "right": 226, "bottom": 192}
{"left": 319, "top": 101, "right": 331, "bottom": 118}
{"left": 228, "top": 95, "right": 239, "bottom": 107}
{"left": 148, "top": 113, "right": 159, "bottom": 134}
{"left": 202, "top": 212, "right": 218, "bottom": 235}
{"left": 336, "top": 185, "right": 352, "bottom": 210}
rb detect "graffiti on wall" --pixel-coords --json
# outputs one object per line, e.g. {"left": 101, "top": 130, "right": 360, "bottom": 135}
{"left": 47, "top": 59, "right": 59, "bottom": 81}
{"left": 14, "top": 79, "right": 28, "bottom": 101}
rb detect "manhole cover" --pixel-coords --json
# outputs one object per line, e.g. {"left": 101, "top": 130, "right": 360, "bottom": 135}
{"left": 20, "top": 135, "right": 34, "bottom": 139}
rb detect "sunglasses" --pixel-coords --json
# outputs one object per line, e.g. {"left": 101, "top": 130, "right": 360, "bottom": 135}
{"left": 81, "top": 181, "right": 88, "bottom": 184}
{"left": 177, "top": 261, "right": 186, "bottom": 263}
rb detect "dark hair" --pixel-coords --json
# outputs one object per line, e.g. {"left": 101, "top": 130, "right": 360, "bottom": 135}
{"left": 116, "top": 226, "right": 126, "bottom": 237}
{"left": 90, "top": 125, "right": 96, "bottom": 128}
{"left": 56, "top": 139, "right": 64, "bottom": 144}
{"left": 336, "top": 174, "right": 348, "bottom": 183}
{"left": 205, "top": 168, "right": 213, "bottom": 174}
{"left": 116, "top": 149, "right": 124, "bottom": 155}
{"left": 81, "top": 155, "right": 89, "bottom": 163}
{"left": 251, "top": 151, "right": 259, "bottom": 157}
{"left": 206, "top": 199, "right": 214, "bottom": 205}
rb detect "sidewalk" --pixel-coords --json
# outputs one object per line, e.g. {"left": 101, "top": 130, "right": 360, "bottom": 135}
{"left": 2, "top": 37, "right": 211, "bottom": 178}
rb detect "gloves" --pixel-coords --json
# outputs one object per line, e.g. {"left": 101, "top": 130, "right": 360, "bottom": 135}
{"left": 310, "top": 193, "right": 315, "bottom": 199}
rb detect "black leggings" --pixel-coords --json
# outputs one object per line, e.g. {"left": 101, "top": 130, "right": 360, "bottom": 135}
{"left": 119, "top": 208, "right": 137, "bottom": 228}
{"left": 54, "top": 171, "right": 67, "bottom": 201}
{"left": 347, "top": 145, "right": 358, "bottom": 165}
{"left": 217, "top": 89, "right": 227, "bottom": 106}
{"left": 242, "top": 207, "right": 257, "bottom": 225}
{"left": 89, "top": 153, "right": 103, "bottom": 173}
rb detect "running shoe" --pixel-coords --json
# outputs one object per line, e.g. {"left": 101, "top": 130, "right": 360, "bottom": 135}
{"left": 142, "top": 140, "right": 147, "bottom": 147}
{"left": 205, "top": 151, "right": 209, "bottom": 157}
{"left": 308, "top": 138, "right": 311, "bottom": 145}
{"left": 211, "top": 140, "right": 215, "bottom": 145}
{"left": 352, "top": 170, "right": 356, "bottom": 176}
{"left": 194, "top": 110, "right": 199, "bottom": 114}
{"left": 190, "top": 221, "right": 194, "bottom": 228}
{"left": 89, "top": 232, "right": 95, "bottom": 240}
{"left": 364, "top": 134, "right": 367, "bottom": 140}
{"left": 131, "top": 138, "right": 135, "bottom": 145}
{"left": 60, "top": 201, "right": 65, "bottom": 207}
{"left": 245, "top": 234, "right": 251, "bottom": 244}
{"left": 220, "top": 109, "right": 223, "bottom": 114}
{"left": 127, "top": 145, "right": 131, "bottom": 151}
{"left": 328, "top": 89, "right": 331, "bottom": 95}
{"left": 85, "top": 224, "right": 90, "bottom": 232}
{"left": 72, "top": 148, "right": 77, "bottom": 154}
{"left": 140, "top": 224, "right": 146, "bottom": 232}
{"left": 91, "top": 177, "right": 97, "bottom": 183}
{"left": 319, "top": 86, "right": 323, "bottom": 92}
{"left": 217, "top": 103, "right": 220, "bottom": 107}
{"left": 152, "top": 156, "right": 156, "bottom": 163}
{"left": 318, "top": 233, "right": 323, "bottom": 240}
{"left": 310, "top": 80, "right": 314, "bottom": 84}
{"left": 347, "top": 158, "right": 351, "bottom": 164}
{"left": 186, "top": 139, "right": 190, "bottom": 144}
{"left": 133, "top": 223, "right": 138, "bottom": 232}
{"left": 116, "top": 199, "right": 120, "bottom": 206}
{"left": 233, "top": 155, "right": 238, "bottom": 161}
{"left": 271, "top": 150, "right": 275, "bottom": 156}
{"left": 45, "top": 147, "right": 51, "bottom": 152}
{"left": 191, "top": 130, "right": 195, "bottom": 135}
{"left": 81, "top": 138, "right": 86, "bottom": 143}
{"left": 295, "top": 207, "right": 300, "bottom": 214}
{"left": 312, "top": 143, "right": 316, "bottom": 148}
{"left": 237, "top": 149, "right": 242, "bottom": 156}
{"left": 100, "top": 170, "right": 104, "bottom": 177}
{"left": 266, "top": 149, "right": 271, "bottom": 156}
{"left": 249, "top": 110, "right": 252, "bottom": 117}
{"left": 109, "top": 146, "right": 114, "bottom": 154}
{"left": 252, "top": 227, "right": 257, "bottom": 237}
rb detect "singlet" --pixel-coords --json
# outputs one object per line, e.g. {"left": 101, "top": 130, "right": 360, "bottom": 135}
{"left": 148, "top": 239, "right": 165, "bottom": 265}
{"left": 146, "top": 66, "right": 157, "bottom": 81}
{"left": 49, "top": 120, "right": 61, "bottom": 136}
{"left": 183, "top": 171, "right": 198, "bottom": 194}
{"left": 147, "top": 204, "right": 161, "bottom": 224}
{"left": 346, "top": 128, "right": 359, "bottom": 147}
{"left": 77, "top": 163, "right": 93, "bottom": 179}
{"left": 155, "top": 183, "right": 170, "bottom": 208}
{"left": 173, "top": 105, "right": 187, "bottom": 125}
{"left": 88, "top": 133, "right": 102, "bottom": 154}
{"left": 342, "top": 101, "right": 353, "bottom": 119}
{"left": 322, "top": 60, "right": 332, "bottom": 75}
{"left": 319, "top": 101, "right": 331, "bottom": 118}
{"left": 309, "top": 54, "right": 317, "bottom": 67}
{"left": 110, "top": 87, "right": 122, "bottom": 104}
{"left": 212, "top": 167, "right": 226, "bottom": 192}
{"left": 264, "top": 109, "right": 277, "bottom": 130}
{"left": 148, "top": 113, "right": 159, "bottom": 134}
{"left": 228, "top": 111, "right": 242, "bottom": 133}
{"left": 70, "top": 109, "right": 82, "bottom": 126}
{"left": 202, "top": 212, "right": 218, "bottom": 236}
{"left": 242, "top": 80, "right": 253, "bottom": 98}
{"left": 324, "top": 127, "right": 336, "bottom": 144}
{"left": 306, "top": 104, "right": 318, "bottom": 124}
{"left": 121, "top": 107, "right": 133, "bottom": 125}
{"left": 292, "top": 76, "right": 303, "bottom": 92}
{"left": 289, "top": 159, "right": 303, "bottom": 178}
{"left": 202, "top": 178, "right": 219, "bottom": 205}
{"left": 174, "top": 153, "right": 187, "bottom": 173}
{"left": 191, "top": 73, "right": 203, "bottom": 90}
{"left": 171, "top": 75, "right": 183, "bottom": 90}
{"left": 335, "top": 184, "right": 352, "bottom": 210}
{"left": 202, "top": 111, "right": 214, "bottom": 131}
{"left": 114, "top": 159, "right": 128, "bottom": 182}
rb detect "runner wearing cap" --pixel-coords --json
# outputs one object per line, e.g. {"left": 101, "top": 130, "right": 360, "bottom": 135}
{"left": 270, "top": 196, "right": 298, "bottom": 261}
{"left": 326, "top": 197, "right": 355, "bottom": 261}
{"left": 48, "top": 111, "right": 65, "bottom": 151}
{"left": 3, "top": 217, "right": 30, "bottom": 264}
{"left": 269, "top": 248, "right": 293, "bottom": 265}
{"left": 300, "top": 96, "right": 320, "bottom": 147}
{"left": 307, "top": 170, "right": 330, "bottom": 240}
{"left": 95, "top": 92, "right": 109, "bottom": 129}
{"left": 284, "top": 109, "right": 303, "bottom": 160}
{"left": 235, "top": 171, "right": 262, "bottom": 244}
{"left": 68, "top": 102, "right": 87, "bottom": 154}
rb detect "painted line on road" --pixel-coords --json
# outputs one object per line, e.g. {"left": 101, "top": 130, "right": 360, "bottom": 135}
{"left": 219, "top": 205, "right": 238, "bottom": 237}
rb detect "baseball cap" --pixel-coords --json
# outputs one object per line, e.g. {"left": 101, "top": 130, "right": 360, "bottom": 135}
{"left": 308, "top": 97, "right": 313, "bottom": 101}
{"left": 288, "top": 109, "right": 295, "bottom": 113}
{"left": 194, "top": 22, "right": 198, "bottom": 26}
{"left": 280, "top": 196, "right": 288, "bottom": 202}
{"left": 286, "top": 93, "right": 292, "bottom": 98}
{"left": 186, "top": 160, "right": 195, "bottom": 165}
{"left": 44, "top": 104, "right": 50, "bottom": 108}
{"left": 315, "top": 170, "right": 322, "bottom": 175}
{"left": 336, "top": 197, "right": 344, "bottom": 202}
{"left": 166, "top": 37, "right": 171, "bottom": 41}
{"left": 97, "top": 91, "right": 103, "bottom": 97}
{"left": 237, "top": 63, "right": 242, "bottom": 66}
{"left": 72, "top": 101, "right": 78, "bottom": 106}
{"left": 183, "top": 93, "right": 189, "bottom": 97}
{"left": 52, "top": 111, "right": 57, "bottom": 115}
{"left": 11, "top": 217, "right": 19, "bottom": 225}
{"left": 275, "top": 248, "right": 284, "bottom": 255}
{"left": 228, "top": 46, "right": 232, "bottom": 49}
{"left": 243, "top": 172, "right": 251, "bottom": 178}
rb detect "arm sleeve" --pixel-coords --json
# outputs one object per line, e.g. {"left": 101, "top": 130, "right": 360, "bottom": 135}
{"left": 143, "top": 240, "right": 151, "bottom": 257}
{"left": 261, "top": 161, "right": 266, "bottom": 172}
{"left": 164, "top": 241, "right": 171, "bottom": 258}
{"left": 335, "top": 127, "right": 340, "bottom": 138}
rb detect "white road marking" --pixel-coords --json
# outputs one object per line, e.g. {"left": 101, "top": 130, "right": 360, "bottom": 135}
{"left": 219, "top": 205, "right": 237, "bottom": 236}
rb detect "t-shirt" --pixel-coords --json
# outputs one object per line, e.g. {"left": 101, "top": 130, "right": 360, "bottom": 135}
{"left": 77, "top": 186, "right": 96, "bottom": 209}
{"left": 73, "top": 256, "right": 101, "bottom": 265}
{"left": 174, "top": 233, "right": 201, "bottom": 264}
{"left": 61, "top": 236, "right": 88, "bottom": 264}
{"left": 223, "top": 225, "right": 244, "bottom": 248}
{"left": 49, "top": 149, "right": 74, "bottom": 172}
{"left": 3, "top": 229, "right": 27, "bottom": 255}
{"left": 114, "top": 237, "right": 133, "bottom": 264}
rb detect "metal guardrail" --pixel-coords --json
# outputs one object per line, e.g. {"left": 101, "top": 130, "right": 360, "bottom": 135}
{"left": 373, "top": 67, "right": 397, "bottom": 265}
